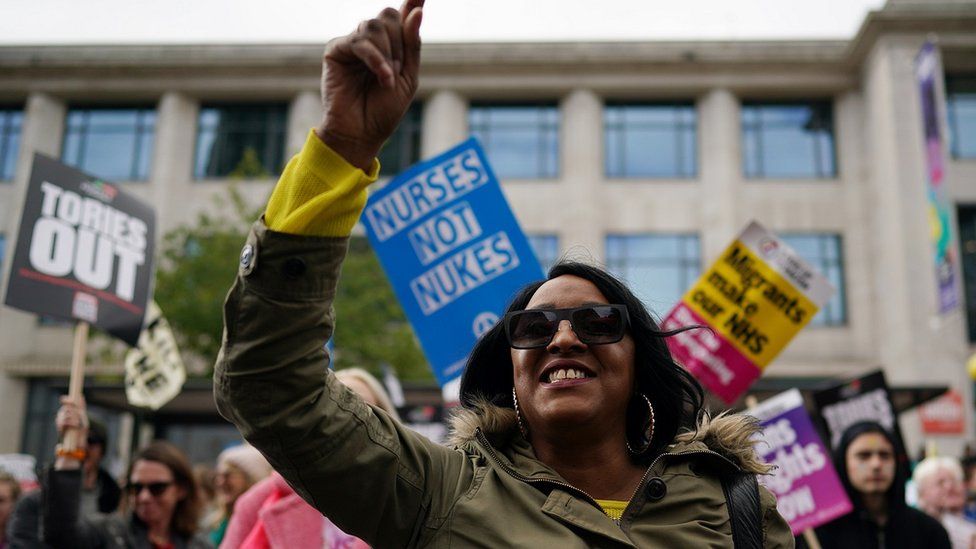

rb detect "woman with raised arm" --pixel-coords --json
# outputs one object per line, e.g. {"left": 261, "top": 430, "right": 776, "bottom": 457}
{"left": 214, "top": 2, "right": 793, "bottom": 546}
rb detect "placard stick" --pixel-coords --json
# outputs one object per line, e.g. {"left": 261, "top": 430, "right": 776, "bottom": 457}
{"left": 63, "top": 321, "right": 90, "bottom": 451}
{"left": 802, "top": 529, "right": 822, "bottom": 549}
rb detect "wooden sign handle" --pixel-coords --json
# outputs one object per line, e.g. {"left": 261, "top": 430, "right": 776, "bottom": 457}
{"left": 63, "top": 322, "right": 89, "bottom": 451}
{"left": 802, "top": 528, "right": 822, "bottom": 549}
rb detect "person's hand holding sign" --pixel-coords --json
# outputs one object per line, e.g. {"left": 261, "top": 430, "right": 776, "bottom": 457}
{"left": 316, "top": 0, "right": 424, "bottom": 172}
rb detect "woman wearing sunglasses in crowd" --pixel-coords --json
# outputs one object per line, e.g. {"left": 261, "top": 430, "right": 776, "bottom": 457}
{"left": 44, "top": 396, "right": 212, "bottom": 549}
{"left": 214, "top": 1, "right": 793, "bottom": 546}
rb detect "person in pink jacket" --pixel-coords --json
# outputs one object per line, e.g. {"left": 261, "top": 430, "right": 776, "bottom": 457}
{"left": 220, "top": 368, "right": 401, "bottom": 549}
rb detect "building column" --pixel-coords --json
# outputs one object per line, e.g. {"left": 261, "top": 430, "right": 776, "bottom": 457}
{"left": 698, "top": 88, "right": 739, "bottom": 261}
{"left": 420, "top": 90, "right": 466, "bottom": 159}
{"left": 861, "top": 36, "right": 971, "bottom": 452}
{"left": 150, "top": 92, "right": 197, "bottom": 230}
{"left": 560, "top": 89, "right": 604, "bottom": 257}
{"left": 0, "top": 92, "right": 66, "bottom": 453}
{"left": 287, "top": 91, "right": 321, "bottom": 158}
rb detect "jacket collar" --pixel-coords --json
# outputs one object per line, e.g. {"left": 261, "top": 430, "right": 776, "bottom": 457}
{"left": 448, "top": 397, "right": 773, "bottom": 476}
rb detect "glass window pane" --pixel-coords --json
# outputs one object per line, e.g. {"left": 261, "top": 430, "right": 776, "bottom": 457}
{"left": 528, "top": 234, "right": 559, "bottom": 272}
{"left": 378, "top": 103, "right": 423, "bottom": 176}
{"left": 605, "top": 234, "right": 701, "bottom": 315}
{"left": 947, "top": 76, "right": 976, "bottom": 159}
{"left": 0, "top": 109, "right": 24, "bottom": 181}
{"left": 604, "top": 103, "right": 696, "bottom": 178}
{"left": 193, "top": 103, "right": 288, "bottom": 179}
{"left": 741, "top": 102, "right": 836, "bottom": 179}
{"left": 780, "top": 233, "right": 846, "bottom": 326}
{"left": 61, "top": 106, "right": 157, "bottom": 181}
{"left": 957, "top": 206, "right": 976, "bottom": 341}
{"left": 469, "top": 104, "right": 559, "bottom": 179}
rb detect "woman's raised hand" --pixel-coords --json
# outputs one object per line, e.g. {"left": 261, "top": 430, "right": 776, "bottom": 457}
{"left": 316, "top": 0, "right": 424, "bottom": 172}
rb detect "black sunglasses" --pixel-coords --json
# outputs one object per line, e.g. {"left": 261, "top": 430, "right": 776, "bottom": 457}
{"left": 504, "top": 304, "right": 629, "bottom": 349}
{"left": 126, "top": 481, "right": 173, "bottom": 497}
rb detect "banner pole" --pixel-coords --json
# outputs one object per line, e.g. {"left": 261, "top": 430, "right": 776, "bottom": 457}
{"left": 802, "top": 528, "right": 822, "bottom": 549}
{"left": 64, "top": 321, "right": 90, "bottom": 451}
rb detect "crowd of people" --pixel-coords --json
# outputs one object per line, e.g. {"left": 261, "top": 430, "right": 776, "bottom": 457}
{"left": 0, "top": 366, "right": 399, "bottom": 549}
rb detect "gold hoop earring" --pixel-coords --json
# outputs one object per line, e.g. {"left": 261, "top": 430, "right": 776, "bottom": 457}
{"left": 627, "top": 393, "right": 655, "bottom": 455}
{"left": 512, "top": 388, "right": 529, "bottom": 440}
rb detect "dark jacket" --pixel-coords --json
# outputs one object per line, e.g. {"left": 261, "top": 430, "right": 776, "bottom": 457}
{"left": 40, "top": 468, "right": 211, "bottom": 549}
{"left": 214, "top": 220, "right": 794, "bottom": 548}
{"left": 8, "top": 467, "right": 121, "bottom": 549}
{"left": 797, "top": 422, "right": 950, "bottom": 549}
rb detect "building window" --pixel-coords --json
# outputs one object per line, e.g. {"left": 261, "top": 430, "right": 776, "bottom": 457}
{"left": 194, "top": 103, "right": 288, "bottom": 179}
{"left": 0, "top": 108, "right": 23, "bottom": 181}
{"left": 958, "top": 207, "right": 976, "bottom": 341}
{"left": 528, "top": 234, "right": 560, "bottom": 272}
{"left": 947, "top": 76, "right": 976, "bottom": 159}
{"left": 379, "top": 103, "right": 422, "bottom": 176}
{"left": 605, "top": 234, "right": 701, "bottom": 315}
{"left": 780, "top": 233, "right": 847, "bottom": 327}
{"left": 62, "top": 107, "right": 157, "bottom": 181}
{"left": 604, "top": 102, "right": 696, "bottom": 178}
{"left": 469, "top": 103, "right": 559, "bottom": 179}
{"left": 742, "top": 101, "right": 836, "bottom": 178}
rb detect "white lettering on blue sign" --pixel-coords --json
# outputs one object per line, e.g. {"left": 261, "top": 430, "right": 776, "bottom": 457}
{"left": 365, "top": 149, "right": 489, "bottom": 242}
{"left": 408, "top": 202, "right": 483, "bottom": 266}
{"left": 410, "top": 232, "right": 520, "bottom": 315}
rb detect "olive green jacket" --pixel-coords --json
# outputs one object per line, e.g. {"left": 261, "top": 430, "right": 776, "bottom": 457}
{"left": 214, "top": 220, "right": 794, "bottom": 548}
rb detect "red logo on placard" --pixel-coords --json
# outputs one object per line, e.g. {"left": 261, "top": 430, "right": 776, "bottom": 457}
{"left": 919, "top": 389, "right": 965, "bottom": 434}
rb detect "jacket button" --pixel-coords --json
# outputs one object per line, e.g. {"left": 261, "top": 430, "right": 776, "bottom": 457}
{"left": 282, "top": 257, "right": 307, "bottom": 278}
{"left": 646, "top": 477, "right": 667, "bottom": 501}
{"left": 240, "top": 244, "right": 254, "bottom": 268}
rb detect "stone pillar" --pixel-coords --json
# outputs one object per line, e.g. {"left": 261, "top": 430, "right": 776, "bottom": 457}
{"left": 698, "top": 88, "right": 739, "bottom": 261}
{"left": 559, "top": 89, "right": 603, "bottom": 258}
{"left": 150, "top": 92, "right": 197, "bottom": 232}
{"left": 0, "top": 92, "right": 66, "bottom": 452}
{"left": 861, "top": 36, "right": 971, "bottom": 452}
{"left": 420, "top": 90, "right": 466, "bottom": 159}
{"left": 287, "top": 91, "right": 321, "bottom": 158}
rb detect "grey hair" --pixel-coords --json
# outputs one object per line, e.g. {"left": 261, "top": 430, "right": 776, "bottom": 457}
{"left": 914, "top": 455, "right": 964, "bottom": 488}
{"left": 335, "top": 367, "right": 402, "bottom": 422}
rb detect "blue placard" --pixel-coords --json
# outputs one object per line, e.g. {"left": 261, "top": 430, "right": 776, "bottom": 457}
{"left": 363, "top": 138, "right": 544, "bottom": 386}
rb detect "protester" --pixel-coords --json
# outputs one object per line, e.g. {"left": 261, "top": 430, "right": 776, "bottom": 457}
{"left": 0, "top": 471, "right": 21, "bottom": 549}
{"left": 221, "top": 368, "right": 399, "bottom": 549}
{"left": 206, "top": 444, "right": 270, "bottom": 546}
{"left": 193, "top": 464, "right": 217, "bottom": 530}
{"left": 798, "top": 422, "right": 950, "bottom": 549}
{"left": 8, "top": 414, "right": 121, "bottom": 548}
{"left": 213, "top": 1, "right": 793, "bottom": 546}
{"left": 42, "top": 396, "right": 211, "bottom": 548}
{"left": 914, "top": 456, "right": 976, "bottom": 549}
{"left": 962, "top": 456, "right": 976, "bottom": 522}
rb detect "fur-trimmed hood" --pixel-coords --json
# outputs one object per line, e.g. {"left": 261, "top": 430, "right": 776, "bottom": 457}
{"left": 447, "top": 398, "right": 772, "bottom": 476}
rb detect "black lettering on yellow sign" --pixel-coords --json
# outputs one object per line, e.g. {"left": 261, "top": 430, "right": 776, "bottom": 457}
{"left": 723, "top": 245, "right": 809, "bottom": 325}
{"left": 723, "top": 312, "right": 769, "bottom": 355}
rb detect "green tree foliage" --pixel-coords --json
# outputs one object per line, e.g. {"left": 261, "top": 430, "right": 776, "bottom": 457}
{"left": 333, "top": 237, "right": 431, "bottom": 381}
{"left": 154, "top": 186, "right": 431, "bottom": 381}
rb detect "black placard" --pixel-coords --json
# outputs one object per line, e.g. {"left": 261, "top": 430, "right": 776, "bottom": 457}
{"left": 4, "top": 154, "right": 155, "bottom": 346}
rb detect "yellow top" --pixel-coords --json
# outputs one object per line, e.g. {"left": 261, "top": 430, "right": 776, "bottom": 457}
{"left": 594, "top": 499, "right": 628, "bottom": 523}
{"left": 264, "top": 129, "right": 380, "bottom": 237}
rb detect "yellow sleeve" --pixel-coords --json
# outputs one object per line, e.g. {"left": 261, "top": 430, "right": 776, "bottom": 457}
{"left": 264, "top": 129, "right": 381, "bottom": 237}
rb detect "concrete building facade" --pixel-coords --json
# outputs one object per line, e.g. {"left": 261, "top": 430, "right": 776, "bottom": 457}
{"left": 1, "top": 0, "right": 975, "bottom": 460}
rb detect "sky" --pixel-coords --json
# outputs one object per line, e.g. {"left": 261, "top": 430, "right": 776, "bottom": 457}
{"left": 2, "top": 0, "right": 888, "bottom": 45}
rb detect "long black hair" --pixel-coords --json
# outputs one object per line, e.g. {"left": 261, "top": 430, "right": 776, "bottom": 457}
{"left": 459, "top": 261, "right": 705, "bottom": 458}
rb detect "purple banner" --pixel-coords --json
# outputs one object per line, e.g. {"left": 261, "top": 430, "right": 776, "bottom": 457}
{"left": 915, "top": 41, "right": 959, "bottom": 313}
{"left": 750, "top": 389, "right": 852, "bottom": 535}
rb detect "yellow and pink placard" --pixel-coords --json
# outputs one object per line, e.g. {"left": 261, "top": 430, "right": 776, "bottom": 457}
{"left": 661, "top": 221, "right": 835, "bottom": 404}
